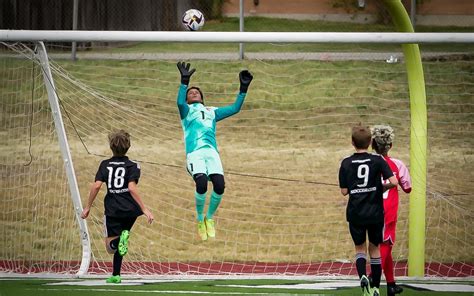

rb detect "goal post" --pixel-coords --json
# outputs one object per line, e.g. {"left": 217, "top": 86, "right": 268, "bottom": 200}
{"left": 383, "top": 0, "right": 427, "bottom": 278}
{"left": 35, "top": 41, "right": 91, "bottom": 275}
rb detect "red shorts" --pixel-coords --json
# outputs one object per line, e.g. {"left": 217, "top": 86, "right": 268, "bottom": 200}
{"left": 383, "top": 221, "right": 397, "bottom": 244}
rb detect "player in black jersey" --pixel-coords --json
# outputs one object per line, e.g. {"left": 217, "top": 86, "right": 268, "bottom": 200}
{"left": 338, "top": 125, "right": 398, "bottom": 296}
{"left": 81, "top": 130, "right": 154, "bottom": 284}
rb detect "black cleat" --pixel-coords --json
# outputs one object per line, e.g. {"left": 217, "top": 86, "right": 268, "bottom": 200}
{"left": 387, "top": 283, "right": 403, "bottom": 295}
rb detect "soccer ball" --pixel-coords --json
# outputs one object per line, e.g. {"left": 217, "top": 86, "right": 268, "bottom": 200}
{"left": 182, "top": 9, "right": 205, "bottom": 31}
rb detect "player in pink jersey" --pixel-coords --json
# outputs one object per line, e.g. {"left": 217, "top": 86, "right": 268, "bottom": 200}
{"left": 371, "top": 125, "right": 412, "bottom": 296}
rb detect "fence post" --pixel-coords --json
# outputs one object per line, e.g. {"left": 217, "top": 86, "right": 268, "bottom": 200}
{"left": 71, "top": 0, "right": 79, "bottom": 61}
{"left": 239, "top": 0, "right": 244, "bottom": 60}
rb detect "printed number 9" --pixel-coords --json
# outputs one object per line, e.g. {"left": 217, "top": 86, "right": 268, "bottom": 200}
{"left": 357, "top": 164, "right": 369, "bottom": 187}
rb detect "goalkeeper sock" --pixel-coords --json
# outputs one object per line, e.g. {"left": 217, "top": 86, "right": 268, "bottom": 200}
{"left": 195, "top": 191, "right": 206, "bottom": 222}
{"left": 109, "top": 237, "right": 120, "bottom": 251}
{"left": 355, "top": 253, "right": 367, "bottom": 278}
{"left": 112, "top": 252, "right": 123, "bottom": 276}
{"left": 206, "top": 191, "right": 223, "bottom": 220}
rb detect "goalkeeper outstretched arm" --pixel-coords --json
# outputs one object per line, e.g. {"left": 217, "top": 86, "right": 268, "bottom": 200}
{"left": 177, "top": 84, "right": 189, "bottom": 119}
{"left": 176, "top": 62, "right": 196, "bottom": 119}
{"left": 215, "top": 70, "right": 253, "bottom": 122}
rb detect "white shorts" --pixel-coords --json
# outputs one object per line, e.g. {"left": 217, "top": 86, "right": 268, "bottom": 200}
{"left": 186, "top": 147, "right": 224, "bottom": 177}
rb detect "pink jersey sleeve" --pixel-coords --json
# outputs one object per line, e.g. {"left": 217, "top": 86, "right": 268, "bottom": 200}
{"left": 392, "top": 158, "right": 412, "bottom": 193}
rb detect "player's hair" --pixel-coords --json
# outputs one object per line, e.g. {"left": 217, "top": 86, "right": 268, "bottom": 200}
{"left": 351, "top": 124, "right": 372, "bottom": 149}
{"left": 371, "top": 125, "right": 394, "bottom": 155}
{"left": 186, "top": 86, "right": 204, "bottom": 103}
{"left": 108, "top": 130, "right": 131, "bottom": 157}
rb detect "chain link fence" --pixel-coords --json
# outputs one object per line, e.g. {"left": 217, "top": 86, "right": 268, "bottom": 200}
{"left": 0, "top": 1, "right": 472, "bottom": 58}
{"left": 3, "top": 0, "right": 473, "bottom": 31}
{"left": 1, "top": 0, "right": 221, "bottom": 31}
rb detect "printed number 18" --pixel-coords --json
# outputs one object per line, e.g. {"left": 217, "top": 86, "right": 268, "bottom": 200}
{"left": 106, "top": 167, "right": 125, "bottom": 189}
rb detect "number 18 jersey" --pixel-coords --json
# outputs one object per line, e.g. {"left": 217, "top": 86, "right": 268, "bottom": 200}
{"left": 95, "top": 156, "right": 143, "bottom": 218}
{"left": 338, "top": 152, "right": 394, "bottom": 224}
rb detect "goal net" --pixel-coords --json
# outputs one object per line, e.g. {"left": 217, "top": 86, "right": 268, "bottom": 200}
{"left": 1, "top": 40, "right": 472, "bottom": 277}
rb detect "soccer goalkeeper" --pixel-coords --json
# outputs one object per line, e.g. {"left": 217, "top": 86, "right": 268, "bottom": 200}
{"left": 176, "top": 61, "right": 253, "bottom": 241}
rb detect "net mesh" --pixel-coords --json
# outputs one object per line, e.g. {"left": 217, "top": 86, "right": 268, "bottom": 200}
{"left": 0, "top": 43, "right": 82, "bottom": 273}
{"left": 1, "top": 42, "right": 473, "bottom": 276}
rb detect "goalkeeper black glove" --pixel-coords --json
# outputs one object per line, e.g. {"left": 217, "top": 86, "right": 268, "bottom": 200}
{"left": 177, "top": 61, "right": 196, "bottom": 85}
{"left": 239, "top": 70, "right": 253, "bottom": 93}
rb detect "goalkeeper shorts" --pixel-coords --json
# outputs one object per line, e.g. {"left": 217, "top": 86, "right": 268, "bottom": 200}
{"left": 186, "top": 147, "right": 224, "bottom": 177}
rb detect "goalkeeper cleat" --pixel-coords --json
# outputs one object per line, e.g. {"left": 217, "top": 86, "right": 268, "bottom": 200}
{"left": 118, "top": 230, "right": 129, "bottom": 256}
{"left": 106, "top": 275, "right": 121, "bottom": 284}
{"left": 197, "top": 220, "right": 208, "bottom": 241}
{"left": 360, "top": 275, "right": 372, "bottom": 296}
{"left": 205, "top": 217, "right": 215, "bottom": 238}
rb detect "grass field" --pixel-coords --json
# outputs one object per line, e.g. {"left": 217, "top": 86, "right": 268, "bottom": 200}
{"left": 1, "top": 277, "right": 474, "bottom": 296}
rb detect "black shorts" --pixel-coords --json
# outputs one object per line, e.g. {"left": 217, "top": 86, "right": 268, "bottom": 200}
{"left": 349, "top": 222, "right": 384, "bottom": 246}
{"left": 104, "top": 216, "right": 137, "bottom": 238}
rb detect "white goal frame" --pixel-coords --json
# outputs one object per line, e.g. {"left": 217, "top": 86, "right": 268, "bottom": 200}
{"left": 1, "top": 31, "right": 473, "bottom": 43}
{"left": 35, "top": 41, "right": 91, "bottom": 275}
{"left": 2, "top": 30, "right": 473, "bottom": 277}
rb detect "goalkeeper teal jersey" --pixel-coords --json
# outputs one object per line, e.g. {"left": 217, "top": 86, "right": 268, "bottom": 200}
{"left": 177, "top": 84, "right": 246, "bottom": 154}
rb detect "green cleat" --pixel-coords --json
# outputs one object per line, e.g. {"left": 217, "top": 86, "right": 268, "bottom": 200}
{"left": 106, "top": 275, "right": 121, "bottom": 284}
{"left": 205, "top": 218, "right": 215, "bottom": 238}
{"left": 118, "top": 230, "right": 129, "bottom": 256}
{"left": 360, "top": 275, "right": 372, "bottom": 296}
{"left": 197, "top": 220, "right": 208, "bottom": 241}
{"left": 372, "top": 287, "right": 380, "bottom": 296}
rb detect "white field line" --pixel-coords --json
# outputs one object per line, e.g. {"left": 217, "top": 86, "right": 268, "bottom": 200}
{"left": 33, "top": 288, "right": 330, "bottom": 295}
{"left": 39, "top": 279, "right": 474, "bottom": 292}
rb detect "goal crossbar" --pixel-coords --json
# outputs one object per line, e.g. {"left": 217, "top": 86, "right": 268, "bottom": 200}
{"left": 1, "top": 30, "right": 473, "bottom": 43}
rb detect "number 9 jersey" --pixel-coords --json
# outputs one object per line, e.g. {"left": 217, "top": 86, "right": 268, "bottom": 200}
{"left": 95, "top": 156, "right": 143, "bottom": 218}
{"left": 338, "top": 152, "right": 394, "bottom": 224}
